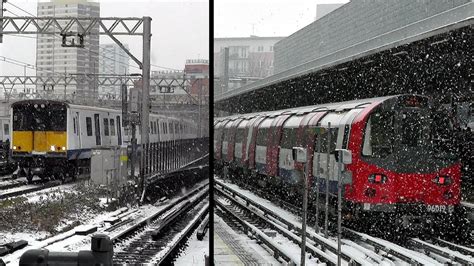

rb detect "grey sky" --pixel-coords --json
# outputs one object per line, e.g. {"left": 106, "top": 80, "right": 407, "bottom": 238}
{"left": 0, "top": 0, "right": 209, "bottom": 76}
{"left": 215, "top": 0, "right": 348, "bottom": 38}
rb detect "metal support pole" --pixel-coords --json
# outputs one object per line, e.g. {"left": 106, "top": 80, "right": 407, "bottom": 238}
{"left": 324, "top": 122, "right": 331, "bottom": 238}
{"left": 198, "top": 80, "right": 202, "bottom": 137}
{"left": 131, "top": 124, "right": 136, "bottom": 180}
{"left": 315, "top": 129, "right": 322, "bottom": 233}
{"left": 337, "top": 150, "right": 343, "bottom": 266}
{"left": 300, "top": 162, "right": 308, "bottom": 266}
{"left": 223, "top": 47, "right": 229, "bottom": 92}
{"left": 0, "top": 0, "right": 4, "bottom": 44}
{"left": 139, "top": 16, "right": 152, "bottom": 194}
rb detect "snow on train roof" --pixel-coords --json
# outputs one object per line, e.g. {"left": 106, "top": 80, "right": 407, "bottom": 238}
{"left": 216, "top": 94, "right": 415, "bottom": 122}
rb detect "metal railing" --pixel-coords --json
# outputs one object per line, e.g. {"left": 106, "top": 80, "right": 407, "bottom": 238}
{"left": 139, "top": 137, "right": 208, "bottom": 177}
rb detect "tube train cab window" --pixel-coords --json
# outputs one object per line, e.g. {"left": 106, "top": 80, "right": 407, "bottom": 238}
{"left": 110, "top": 119, "right": 115, "bottom": 136}
{"left": 104, "top": 118, "right": 109, "bottom": 136}
{"left": 86, "top": 117, "right": 93, "bottom": 136}
{"left": 400, "top": 111, "right": 424, "bottom": 147}
{"left": 13, "top": 103, "right": 66, "bottom": 131}
{"left": 362, "top": 110, "right": 394, "bottom": 157}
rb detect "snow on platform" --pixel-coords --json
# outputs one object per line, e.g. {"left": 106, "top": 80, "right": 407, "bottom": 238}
{"left": 213, "top": 215, "right": 279, "bottom": 265}
{"left": 174, "top": 223, "right": 209, "bottom": 266}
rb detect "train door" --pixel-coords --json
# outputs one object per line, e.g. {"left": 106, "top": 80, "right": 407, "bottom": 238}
{"left": 267, "top": 114, "right": 291, "bottom": 177}
{"left": 75, "top": 112, "right": 82, "bottom": 148}
{"left": 247, "top": 116, "right": 266, "bottom": 169}
{"left": 226, "top": 119, "right": 242, "bottom": 162}
{"left": 317, "top": 112, "right": 347, "bottom": 194}
{"left": 234, "top": 120, "right": 248, "bottom": 165}
{"left": 94, "top": 114, "right": 101, "bottom": 146}
{"left": 116, "top": 115, "right": 122, "bottom": 145}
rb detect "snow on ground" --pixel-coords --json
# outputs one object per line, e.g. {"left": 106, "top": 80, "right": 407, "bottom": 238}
{"left": 25, "top": 183, "right": 78, "bottom": 203}
{"left": 215, "top": 177, "right": 453, "bottom": 265}
{"left": 174, "top": 222, "right": 209, "bottom": 266}
{"left": 1, "top": 180, "right": 209, "bottom": 265}
{"left": 213, "top": 214, "right": 283, "bottom": 265}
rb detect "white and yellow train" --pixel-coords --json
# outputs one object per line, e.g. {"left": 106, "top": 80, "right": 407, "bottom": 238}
{"left": 10, "top": 99, "right": 197, "bottom": 182}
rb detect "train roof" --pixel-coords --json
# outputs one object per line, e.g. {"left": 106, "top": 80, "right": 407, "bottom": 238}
{"left": 215, "top": 94, "right": 427, "bottom": 122}
{"left": 10, "top": 99, "right": 194, "bottom": 124}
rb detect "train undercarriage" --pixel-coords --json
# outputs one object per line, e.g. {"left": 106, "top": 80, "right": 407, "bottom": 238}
{"left": 218, "top": 161, "right": 471, "bottom": 243}
{"left": 12, "top": 155, "right": 90, "bottom": 183}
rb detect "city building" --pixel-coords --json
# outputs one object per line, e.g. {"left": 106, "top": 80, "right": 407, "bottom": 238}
{"left": 213, "top": 36, "right": 284, "bottom": 94}
{"left": 36, "top": 0, "right": 100, "bottom": 99}
{"left": 315, "top": 4, "right": 345, "bottom": 21}
{"left": 184, "top": 59, "right": 209, "bottom": 97}
{"left": 99, "top": 43, "right": 130, "bottom": 97}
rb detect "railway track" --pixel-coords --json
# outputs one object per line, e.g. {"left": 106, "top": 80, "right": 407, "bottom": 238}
{"left": 215, "top": 179, "right": 474, "bottom": 265}
{"left": 112, "top": 183, "right": 209, "bottom": 264}
{"left": 0, "top": 180, "right": 62, "bottom": 200}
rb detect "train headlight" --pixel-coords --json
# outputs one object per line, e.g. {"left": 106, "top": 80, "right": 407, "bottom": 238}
{"left": 50, "top": 145, "right": 55, "bottom": 151}
{"left": 12, "top": 146, "right": 17, "bottom": 150}
{"left": 432, "top": 175, "right": 452, "bottom": 185}
{"left": 61, "top": 147, "right": 66, "bottom": 151}
{"left": 368, "top": 174, "right": 387, "bottom": 184}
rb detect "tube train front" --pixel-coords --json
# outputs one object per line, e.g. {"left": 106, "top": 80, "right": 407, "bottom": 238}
{"left": 214, "top": 95, "right": 462, "bottom": 227}
{"left": 11, "top": 99, "right": 198, "bottom": 182}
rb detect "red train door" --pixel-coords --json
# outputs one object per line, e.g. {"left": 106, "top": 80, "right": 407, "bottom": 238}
{"left": 226, "top": 119, "right": 242, "bottom": 162}
{"left": 266, "top": 114, "right": 291, "bottom": 176}
{"left": 298, "top": 112, "right": 328, "bottom": 180}
{"left": 247, "top": 116, "right": 266, "bottom": 169}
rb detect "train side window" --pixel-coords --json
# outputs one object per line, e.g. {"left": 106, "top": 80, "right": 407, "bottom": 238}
{"left": 280, "top": 128, "right": 297, "bottom": 149}
{"left": 256, "top": 128, "right": 269, "bottom": 146}
{"left": 235, "top": 128, "right": 245, "bottom": 143}
{"left": 319, "top": 128, "right": 338, "bottom": 153}
{"left": 170, "top": 123, "right": 174, "bottom": 134}
{"left": 110, "top": 119, "right": 115, "bottom": 136}
{"left": 73, "top": 118, "right": 77, "bottom": 134}
{"left": 116, "top": 116, "right": 122, "bottom": 145}
{"left": 154, "top": 121, "right": 158, "bottom": 135}
{"left": 94, "top": 114, "right": 101, "bottom": 145}
{"left": 103, "top": 118, "right": 109, "bottom": 136}
{"left": 342, "top": 125, "right": 350, "bottom": 148}
{"left": 86, "top": 117, "right": 93, "bottom": 136}
{"left": 222, "top": 128, "right": 230, "bottom": 142}
{"left": 3, "top": 124, "right": 9, "bottom": 136}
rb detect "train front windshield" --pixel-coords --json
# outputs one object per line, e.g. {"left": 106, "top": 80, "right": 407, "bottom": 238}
{"left": 13, "top": 103, "right": 67, "bottom": 131}
{"left": 362, "top": 98, "right": 457, "bottom": 173}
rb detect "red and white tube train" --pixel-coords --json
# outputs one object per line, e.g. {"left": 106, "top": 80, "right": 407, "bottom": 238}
{"left": 214, "top": 94, "right": 462, "bottom": 224}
